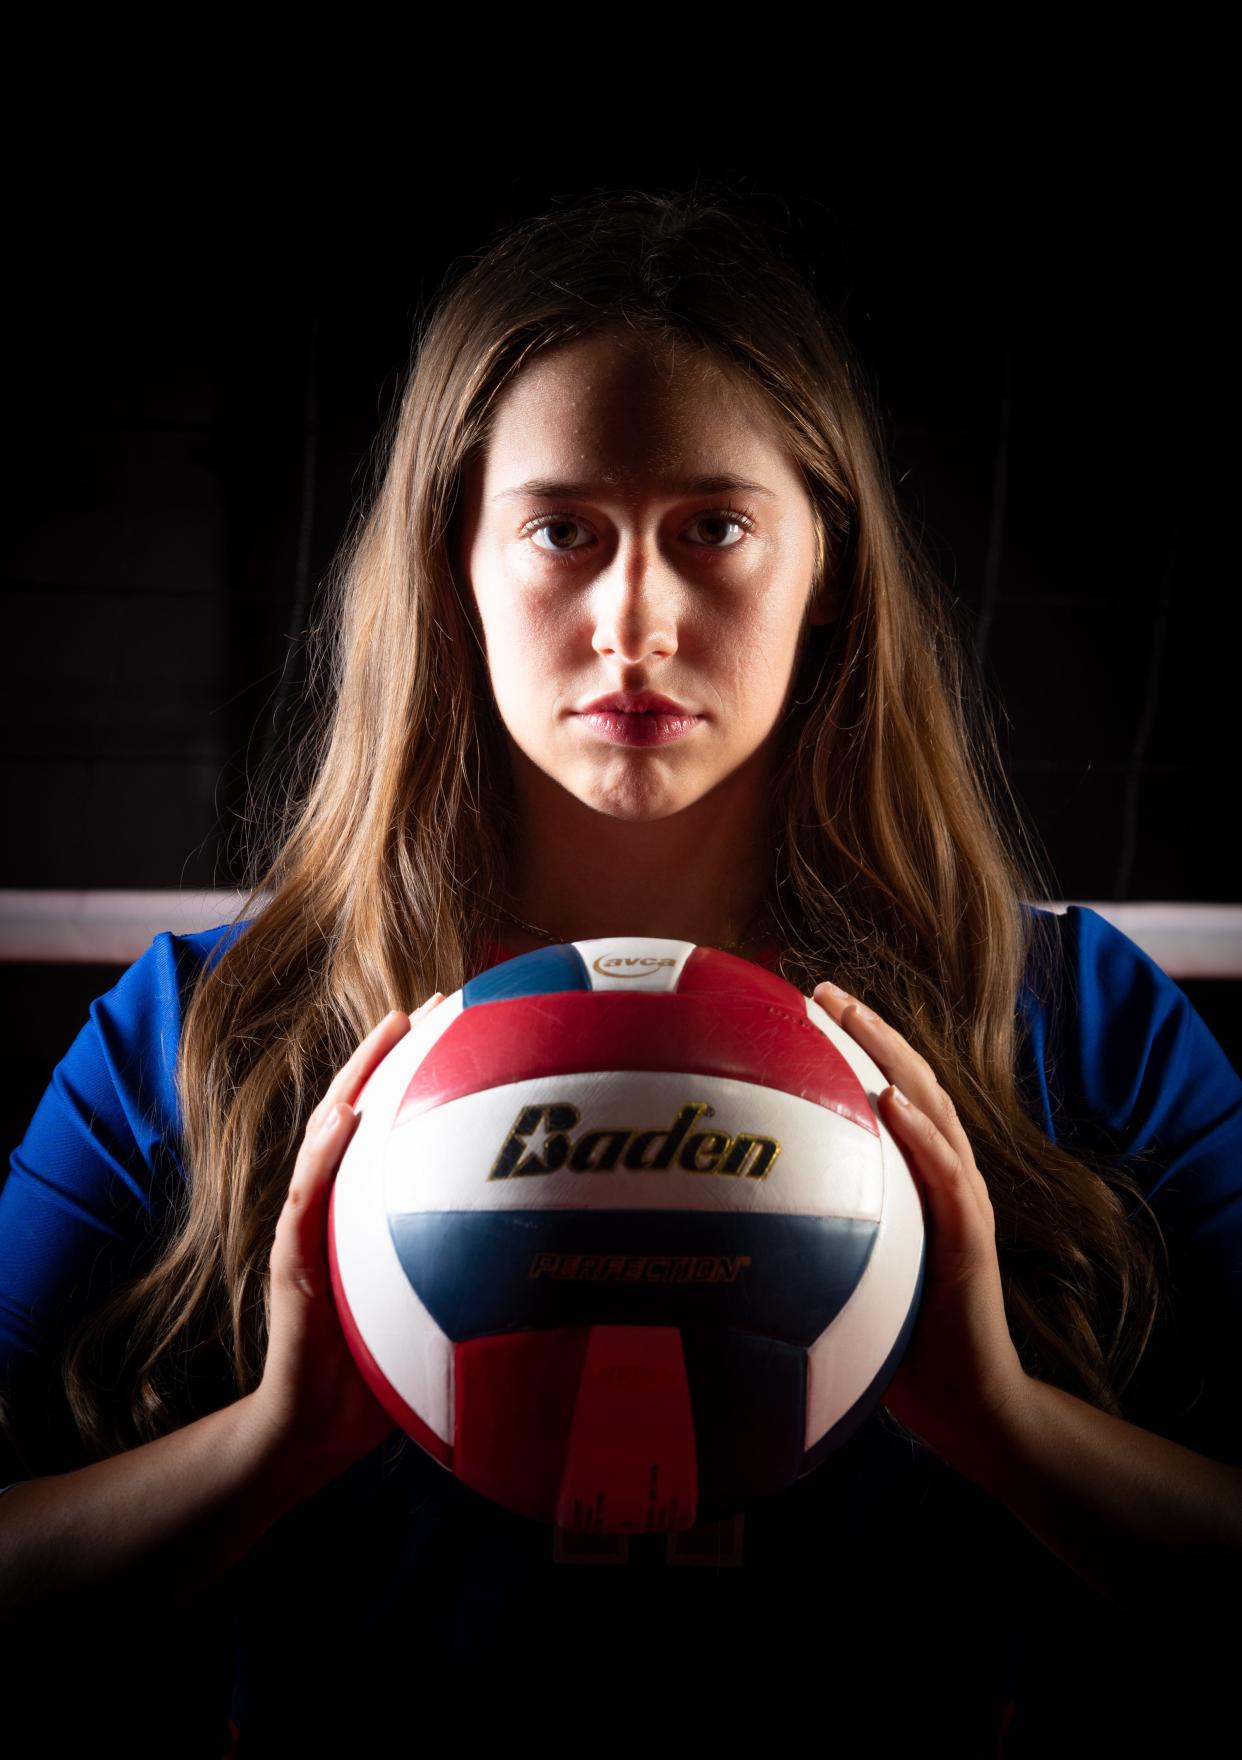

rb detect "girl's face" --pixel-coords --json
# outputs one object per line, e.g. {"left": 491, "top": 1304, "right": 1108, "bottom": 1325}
{"left": 459, "top": 329, "right": 830, "bottom": 828}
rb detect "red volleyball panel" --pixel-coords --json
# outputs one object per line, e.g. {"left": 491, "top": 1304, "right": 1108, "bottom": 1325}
{"left": 555, "top": 1325, "right": 699, "bottom": 1533}
{"left": 677, "top": 944, "right": 794, "bottom": 1004}
{"left": 397, "top": 990, "right": 876, "bottom": 1138}
{"left": 453, "top": 1326, "right": 593, "bottom": 1524}
{"left": 453, "top": 1324, "right": 700, "bottom": 1532}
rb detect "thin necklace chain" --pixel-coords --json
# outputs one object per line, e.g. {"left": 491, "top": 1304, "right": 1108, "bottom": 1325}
{"left": 489, "top": 898, "right": 774, "bottom": 961}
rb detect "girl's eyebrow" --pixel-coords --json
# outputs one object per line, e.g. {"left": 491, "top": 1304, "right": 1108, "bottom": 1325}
{"left": 492, "top": 472, "right": 777, "bottom": 503}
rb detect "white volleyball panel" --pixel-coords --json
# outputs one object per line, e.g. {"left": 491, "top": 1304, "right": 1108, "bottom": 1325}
{"left": 803, "top": 1059, "right": 926, "bottom": 1448}
{"left": 571, "top": 938, "right": 698, "bottom": 991}
{"left": 383, "top": 1069, "right": 886, "bottom": 1221}
{"left": 333, "top": 991, "right": 467, "bottom": 1448}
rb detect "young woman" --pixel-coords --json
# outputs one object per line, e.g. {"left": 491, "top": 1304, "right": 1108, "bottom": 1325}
{"left": 2, "top": 189, "right": 1238, "bottom": 1754}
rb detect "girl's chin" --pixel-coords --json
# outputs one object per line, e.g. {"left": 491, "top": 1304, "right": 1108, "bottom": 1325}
{"left": 576, "top": 779, "right": 716, "bottom": 822}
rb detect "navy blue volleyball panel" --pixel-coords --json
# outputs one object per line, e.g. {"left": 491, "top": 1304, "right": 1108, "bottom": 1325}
{"left": 462, "top": 943, "right": 591, "bottom": 1005}
{"left": 386, "top": 1209, "right": 878, "bottom": 1345}
{"left": 679, "top": 1328, "right": 808, "bottom": 1519}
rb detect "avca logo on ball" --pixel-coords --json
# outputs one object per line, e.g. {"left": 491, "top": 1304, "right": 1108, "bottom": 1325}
{"left": 488, "top": 1100, "right": 783, "bottom": 1181}
{"left": 591, "top": 953, "right": 677, "bottom": 976}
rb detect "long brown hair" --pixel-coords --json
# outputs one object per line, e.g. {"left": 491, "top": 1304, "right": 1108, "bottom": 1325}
{"left": 13, "top": 186, "right": 1167, "bottom": 1472}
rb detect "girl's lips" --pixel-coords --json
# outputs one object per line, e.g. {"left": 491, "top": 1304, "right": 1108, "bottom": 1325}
{"left": 576, "top": 692, "right": 697, "bottom": 716}
{"left": 575, "top": 709, "right": 703, "bottom": 747}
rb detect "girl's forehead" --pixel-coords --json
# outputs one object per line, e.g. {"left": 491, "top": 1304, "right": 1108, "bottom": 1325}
{"left": 485, "top": 337, "right": 787, "bottom": 477}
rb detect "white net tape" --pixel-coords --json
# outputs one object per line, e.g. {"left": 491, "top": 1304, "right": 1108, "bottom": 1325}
{"left": 0, "top": 893, "right": 1238, "bottom": 979}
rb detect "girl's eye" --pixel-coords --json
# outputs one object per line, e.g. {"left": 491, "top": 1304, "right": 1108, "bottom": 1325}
{"left": 521, "top": 507, "right": 756, "bottom": 558}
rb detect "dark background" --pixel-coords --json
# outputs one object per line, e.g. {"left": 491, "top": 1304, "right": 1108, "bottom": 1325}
{"left": 0, "top": 94, "right": 1235, "bottom": 1753}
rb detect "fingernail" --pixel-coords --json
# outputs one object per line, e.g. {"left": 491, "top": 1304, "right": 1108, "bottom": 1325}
{"left": 891, "top": 1086, "right": 910, "bottom": 1108}
{"left": 820, "top": 981, "right": 850, "bottom": 1001}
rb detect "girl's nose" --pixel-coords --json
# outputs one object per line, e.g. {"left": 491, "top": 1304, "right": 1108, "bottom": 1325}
{"left": 592, "top": 584, "right": 678, "bottom": 664}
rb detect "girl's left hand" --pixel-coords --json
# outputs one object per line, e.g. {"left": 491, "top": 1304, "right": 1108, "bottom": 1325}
{"left": 813, "top": 981, "right": 1033, "bottom": 1467}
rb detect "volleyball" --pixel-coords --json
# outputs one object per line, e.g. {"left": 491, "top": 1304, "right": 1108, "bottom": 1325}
{"left": 327, "top": 939, "right": 926, "bottom": 1534}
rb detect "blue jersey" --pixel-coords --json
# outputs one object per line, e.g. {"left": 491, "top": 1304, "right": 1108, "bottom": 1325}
{"left": 2, "top": 905, "right": 1239, "bottom": 1751}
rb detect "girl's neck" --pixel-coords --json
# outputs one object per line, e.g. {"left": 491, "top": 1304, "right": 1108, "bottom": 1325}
{"left": 489, "top": 903, "right": 778, "bottom": 963}
{"left": 499, "top": 736, "right": 777, "bottom": 962}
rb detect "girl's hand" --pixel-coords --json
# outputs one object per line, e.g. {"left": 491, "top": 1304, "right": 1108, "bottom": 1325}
{"left": 252, "top": 995, "right": 445, "bottom": 1477}
{"left": 813, "top": 981, "right": 1033, "bottom": 1466}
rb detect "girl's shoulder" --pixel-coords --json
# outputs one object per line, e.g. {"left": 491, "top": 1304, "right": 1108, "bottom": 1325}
{"left": 0, "top": 922, "right": 249, "bottom": 1443}
{"left": 7, "top": 918, "right": 249, "bottom": 1191}
{"left": 1019, "top": 902, "right": 1242, "bottom": 1458}
{"left": 1015, "top": 903, "right": 1242, "bottom": 1178}
{"left": 0, "top": 919, "right": 255, "bottom": 1404}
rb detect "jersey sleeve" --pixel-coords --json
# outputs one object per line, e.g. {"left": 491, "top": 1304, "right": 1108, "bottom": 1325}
{"left": 0, "top": 929, "right": 221, "bottom": 1480}
{"left": 1024, "top": 904, "right": 1242, "bottom": 1465}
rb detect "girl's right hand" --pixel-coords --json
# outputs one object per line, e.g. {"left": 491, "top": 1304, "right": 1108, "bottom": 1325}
{"left": 250, "top": 995, "right": 445, "bottom": 1478}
